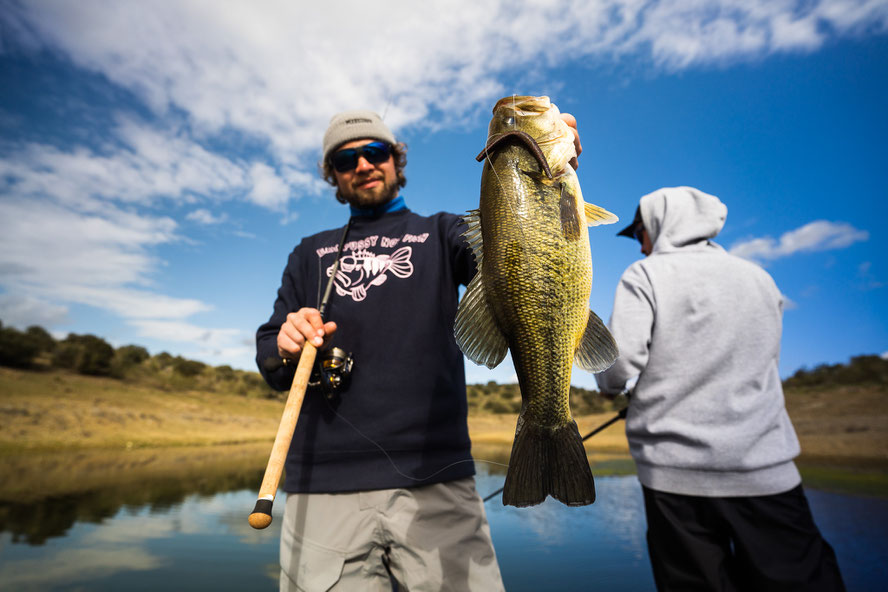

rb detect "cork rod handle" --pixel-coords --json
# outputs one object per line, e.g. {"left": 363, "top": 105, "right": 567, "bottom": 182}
{"left": 248, "top": 343, "right": 317, "bottom": 529}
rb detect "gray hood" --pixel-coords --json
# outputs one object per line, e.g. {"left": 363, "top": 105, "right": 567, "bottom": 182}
{"left": 639, "top": 186, "right": 727, "bottom": 254}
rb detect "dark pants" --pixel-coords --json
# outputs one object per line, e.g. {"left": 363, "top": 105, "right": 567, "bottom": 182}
{"left": 642, "top": 485, "right": 845, "bottom": 592}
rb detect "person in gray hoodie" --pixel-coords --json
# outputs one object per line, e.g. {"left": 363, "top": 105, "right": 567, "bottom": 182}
{"left": 596, "top": 186, "right": 844, "bottom": 591}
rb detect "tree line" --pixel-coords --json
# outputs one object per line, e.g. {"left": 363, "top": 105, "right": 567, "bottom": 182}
{"left": 2, "top": 320, "right": 885, "bottom": 410}
{"left": 783, "top": 354, "right": 888, "bottom": 389}
{"left": 465, "top": 381, "right": 626, "bottom": 415}
{"left": 0, "top": 319, "right": 276, "bottom": 398}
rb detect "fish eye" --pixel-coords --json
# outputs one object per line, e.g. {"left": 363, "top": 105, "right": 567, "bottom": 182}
{"left": 502, "top": 116, "right": 515, "bottom": 126}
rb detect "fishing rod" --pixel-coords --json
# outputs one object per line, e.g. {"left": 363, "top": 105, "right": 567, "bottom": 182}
{"left": 482, "top": 405, "right": 628, "bottom": 504}
{"left": 248, "top": 218, "right": 352, "bottom": 530}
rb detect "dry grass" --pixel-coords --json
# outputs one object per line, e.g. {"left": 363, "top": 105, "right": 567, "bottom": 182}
{"left": 468, "top": 411, "right": 630, "bottom": 459}
{"left": 1, "top": 368, "right": 886, "bottom": 499}
{"left": 467, "top": 385, "right": 888, "bottom": 469}
{"left": 2, "top": 367, "right": 885, "bottom": 469}
{"left": 0, "top": 367, "right": 283, "bottom": 452}
{"left": 785, "top": 384, "right": 888, "bottom": 466}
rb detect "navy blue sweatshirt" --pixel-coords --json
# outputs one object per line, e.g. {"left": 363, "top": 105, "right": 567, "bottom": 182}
{"left": 256, "top": 207, "right": 477, "bottom": 493}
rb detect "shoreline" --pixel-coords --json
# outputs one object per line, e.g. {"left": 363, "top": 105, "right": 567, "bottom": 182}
{"left": 1, "top": 440, "right": 884, "bottom": 503}
{"left": 2, "top": 368, "right": 886, "bottom": 498}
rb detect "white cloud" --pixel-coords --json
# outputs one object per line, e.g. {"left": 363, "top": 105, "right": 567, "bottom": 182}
{"left": 0, "top": 197, "right": 211, "bottom": 320}
{"left": 2, "top": 2, "right": 885, "bottom": 216}
{"left": 623, "top": 0, "right": 888, "bottom": 69}
{"left": 0, "top": 293, "right": 69, "bottom": 328}
{"left": 128, "top": 319, "right": 255, "bottom": 369}
{"left": 247, "top": 162, "right": 291, "bottom": 210}
{"left": 0, "top": 119, "right": 282, "bottom": 210}
{"left": 187, "top": 208, "right": 227, "bottom": 225}
{"left": 856, "top": 261, "right": 886, "bottom": 290}
{"left": 0, "top": 547, "right": 162, "bottom": 590}
{"left": 128, "top": 319, "right": 241, "bottom": 344}
{"left": 0, "top": 197, "right": 173, "bottom": 287}
{"left": 1, "top": 0, "right": 886, "bottom": 367}
{"left": 4, "top": 1, "right": 886, "bottom": 162}
{"left": 729, "top": 220, "right": 869, "bottom": 263}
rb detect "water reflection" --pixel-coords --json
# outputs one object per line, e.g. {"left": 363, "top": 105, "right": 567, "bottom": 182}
{"left": 483, "top": 475, "right": 652, "bottom": 591}
{"left": 0, "top": 443, "right": 271, "bottom": 545}
{"left": 0, "top": 446, "right": 886, "bottom": 591}
{"left": 0, "top": 489, "right": 284, "bottom": 591}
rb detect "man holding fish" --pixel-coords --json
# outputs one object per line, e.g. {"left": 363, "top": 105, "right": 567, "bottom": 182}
{"left": 257, "top": 99, "right": 591, "bottom": 591}
{"left": 596, "top": 186, "right": 846, "bottom": 591}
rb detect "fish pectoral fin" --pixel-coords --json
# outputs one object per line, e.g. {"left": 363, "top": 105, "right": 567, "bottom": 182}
{"left": 575, "top": 310, "right": 619, "bottom": 372}
{"left": 584, "top": 202, "right": 619, "bottom": 227}
{"left": 454, "top": 273, "right": 508, "bottom": 369}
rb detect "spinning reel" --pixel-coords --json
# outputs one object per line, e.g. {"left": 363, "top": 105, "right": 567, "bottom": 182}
{"left": 308, "top": 347, "right": 354, "bottom": 398}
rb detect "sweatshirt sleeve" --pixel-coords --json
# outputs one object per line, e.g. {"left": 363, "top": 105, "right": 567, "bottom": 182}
{"left": 255, "top": 248, "right": 304, "bottom": 391}
{"left": 596, "top": 262, "right": 655, "bottom": 395}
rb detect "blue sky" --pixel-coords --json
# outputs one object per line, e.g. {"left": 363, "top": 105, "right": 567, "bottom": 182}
{"left": 1, "top": 1, "right": 886, "bottom": 389}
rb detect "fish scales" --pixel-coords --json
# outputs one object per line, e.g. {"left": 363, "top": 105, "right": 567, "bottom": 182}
{"left": 456, "top": 96, "right": 619, "bottom": 507}
{"left": 483, "top": 144, "right": 585, "bottom": 423}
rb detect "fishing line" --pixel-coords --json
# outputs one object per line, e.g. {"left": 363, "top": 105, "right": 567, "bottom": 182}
{"left": 381, "top": 94, "right": 392, "bottom": 124}
{"left": 322, "top": 396, "right": 510, "bottom": 482}
{"left": 315, "top": 257, "right": 324, "bottom": 309}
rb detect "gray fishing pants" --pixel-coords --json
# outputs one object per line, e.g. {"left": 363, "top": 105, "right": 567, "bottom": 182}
{"left": 279, "top": 477, "right": 505, "bottom": 592}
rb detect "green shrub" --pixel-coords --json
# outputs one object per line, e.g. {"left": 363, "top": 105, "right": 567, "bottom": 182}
{"left": 215, "top": 365, "right": 236, "bottom": 381}
{"left": 53, "top": 334, "right": 115, "bottom": 376}
{"left": 116, "top": 345, "right": 150, "bottom": 366}
{"left": 110, "top": 345, "right": 150, "bottom": 378}
{"left": 0, "top": 325, "right": 42, "bottom": 368}
{"left": 173, "top": 357, "right": 206, "bottom": 378}
{"left": 153, "top": 352, "right": 175, "bottom": 368}
{"left": 486, "top": 397, "right": 520, "bottom": 414}
{"left": 25, "top": 325, "right": 56, "bottom": 354}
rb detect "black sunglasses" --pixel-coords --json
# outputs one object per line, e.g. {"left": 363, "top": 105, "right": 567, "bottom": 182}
{"left": 633, "top": 223, "right": 645, "bottom": 244}
{"left": 330, "top": 141, "right": 392, "bottom": 172}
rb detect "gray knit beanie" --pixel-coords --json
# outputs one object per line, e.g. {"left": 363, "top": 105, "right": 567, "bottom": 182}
{"left": 322, "top": 110, "right": 397, "bottom": 161}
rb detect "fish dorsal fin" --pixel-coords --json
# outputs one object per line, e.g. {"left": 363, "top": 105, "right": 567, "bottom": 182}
{"left": 584, "top": 202, "right": 619, "bottom": 227}
{"left": 455, "top": 273, "right": 508, "bottom": 369}
{"left": 461, "top": 209, "right": 484, "bottom": 267}
{"left": 574, "top": 310, "right": 619, "bottom": 372}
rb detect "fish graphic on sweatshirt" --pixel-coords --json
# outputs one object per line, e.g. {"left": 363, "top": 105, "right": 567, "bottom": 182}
{"left": 327, "top": 246, "right": 414, "bottom": 301}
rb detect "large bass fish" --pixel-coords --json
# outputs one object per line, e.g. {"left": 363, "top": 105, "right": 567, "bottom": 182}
{"left": 455, "top": 96, "right": 619, "bottom": 507}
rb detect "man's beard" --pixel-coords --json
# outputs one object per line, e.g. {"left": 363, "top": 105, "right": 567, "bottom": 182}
{"left": 340, "top": 174, "right": 399, "bottom": 208}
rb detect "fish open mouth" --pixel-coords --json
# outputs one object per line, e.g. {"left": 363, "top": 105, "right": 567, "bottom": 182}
{"left": 475, "top": 130, "right": 554, "bottom": 180}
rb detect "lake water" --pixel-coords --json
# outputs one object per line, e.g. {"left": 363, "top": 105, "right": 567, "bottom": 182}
{"left": 0, "top": 458, "right": 886, "bottom": 591}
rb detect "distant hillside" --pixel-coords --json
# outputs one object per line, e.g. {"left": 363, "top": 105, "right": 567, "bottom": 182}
{"left": 2, "top": 319, "right": 885, "bottom": 416}
{"left": 466, "top": 381, "right": 626, "bottom": 415}
{"left": 784, "top": 354, "right": 888, "bottom": 389}
{"left": 0, "top": 319, "right": 277, "bottom": 399}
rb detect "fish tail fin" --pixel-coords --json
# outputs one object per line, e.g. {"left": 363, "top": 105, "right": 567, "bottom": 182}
{"left": 502, "top": 417, "right": 596, "bottom": 508}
